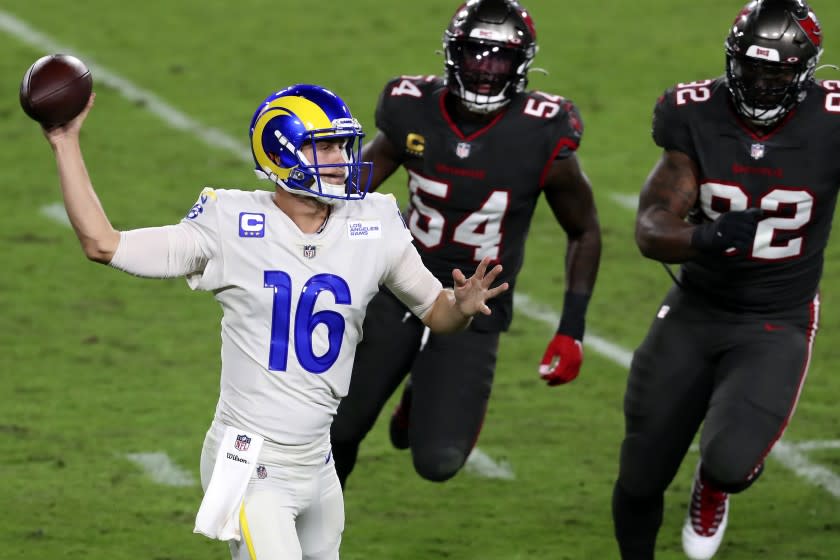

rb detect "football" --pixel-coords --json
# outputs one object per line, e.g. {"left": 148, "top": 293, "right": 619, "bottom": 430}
{"left": 19, "top": 53, "right": 93, "bottom": 127}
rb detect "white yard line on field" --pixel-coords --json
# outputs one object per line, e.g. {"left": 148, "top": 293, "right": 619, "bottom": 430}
{"left": 686, "top": 441, "right": 840, "bottom": 498}
{"left": 771, "top": 441, "right": 840, "bottom": 498}
{"left": 124, "top": 452, "right": 197, "bottom": 487}
{"left": 514, "top": 293, "right": 634, "bottom": 368}
{"left": 788, "top": 440, "right": 840, "bottom": 452}
{"left": 40, "top": 202, "right": 70, "bottom": 226}
{"left": 465, "top": 448, "right": 515, "bottom": 480}
{"left": 8, "top": 10, "right": 839, "bottom": 488}
{"left": 609, "top": 192, "right": 639, "bottom": 211}
{"left": 0, "top": 12, "right": 252, "bottom": 163}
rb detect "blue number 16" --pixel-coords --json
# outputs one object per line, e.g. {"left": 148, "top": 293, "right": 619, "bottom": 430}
{"left": 264, "top": 271, "right": 351, "bottom": 374}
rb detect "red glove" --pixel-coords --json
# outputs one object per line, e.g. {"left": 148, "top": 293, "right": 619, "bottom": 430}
{"left": 538, "top": 333, "right": 583, "bottom": 386}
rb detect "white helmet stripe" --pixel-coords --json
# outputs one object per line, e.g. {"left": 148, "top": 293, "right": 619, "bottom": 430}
{"left": 746, "top": 45, "right": 781, "bottom": 62}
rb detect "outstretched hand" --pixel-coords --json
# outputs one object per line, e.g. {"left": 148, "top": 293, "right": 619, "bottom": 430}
{"left": 452, "top": 256, "right": 509, "bottom": 317}
{"left": 42, "top": 92, "right": 95, "bottom": 146}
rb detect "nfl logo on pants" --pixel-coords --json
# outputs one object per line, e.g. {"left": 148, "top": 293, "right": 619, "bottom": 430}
{"left": 235, "top": 434, "right": 251, "bottom": 451}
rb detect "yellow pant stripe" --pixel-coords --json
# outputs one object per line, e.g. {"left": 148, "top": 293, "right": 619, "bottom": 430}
{"left": 239, "top": 501, "right": 257, "bottom": 559}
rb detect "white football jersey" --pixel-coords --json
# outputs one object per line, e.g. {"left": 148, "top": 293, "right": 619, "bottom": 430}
{"left": 180, "top": 188, "right": 434, "bottom": 448}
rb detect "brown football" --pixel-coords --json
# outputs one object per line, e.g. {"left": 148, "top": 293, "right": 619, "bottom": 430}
{"left": 20, "top": 54, "right": 93, "bottom": 127}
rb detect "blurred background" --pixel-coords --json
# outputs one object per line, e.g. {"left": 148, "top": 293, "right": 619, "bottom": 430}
{"left": 1, "top": 1, "right": 839, "bottom": 558}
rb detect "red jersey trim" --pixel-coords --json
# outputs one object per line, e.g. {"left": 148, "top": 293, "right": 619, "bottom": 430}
{"left": 729, "top": 101, "right": 798, "bottom": 142}
{"left": 439, "top": 90, "right": 508, "bottom": 141}
{"left": 538, "top": 138, "right": 579, "bottom": 188}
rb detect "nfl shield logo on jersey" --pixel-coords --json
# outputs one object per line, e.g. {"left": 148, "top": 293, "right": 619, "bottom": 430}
{"left": 455, "top": 142, "right": 471, "bottom": 159}
{"left": 234, "top": 434, "right": 251, "bottom": 451}
{"left": 303, "top": 244, "right": 317, "bottom": 259}
{"left": 750, "top": 143, "right": 765, "bottom": 160}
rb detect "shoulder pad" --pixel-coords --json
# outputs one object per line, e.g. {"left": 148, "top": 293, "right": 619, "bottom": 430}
{"left": 816, "top": 80, "right": 840, "bottom": 117}
{"left": 383, "top": 75, "right": 443, "bottom": 100}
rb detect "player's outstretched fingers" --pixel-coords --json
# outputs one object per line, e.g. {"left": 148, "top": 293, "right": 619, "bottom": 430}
{"left": 474, "top": 256, "right": 491, "bottom": 279}
{"left": 486, "top": 280, "right": 509, "bottom": 300}
{"left": 482, "top": 263, "right": 504, "bottom": 287}
{"left": 452, "top": 268, "right": 467, "bottom": 288}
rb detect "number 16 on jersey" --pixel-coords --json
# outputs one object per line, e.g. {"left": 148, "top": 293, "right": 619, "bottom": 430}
{"left": 264, "top": 271, "right": 351, "bottom": 374}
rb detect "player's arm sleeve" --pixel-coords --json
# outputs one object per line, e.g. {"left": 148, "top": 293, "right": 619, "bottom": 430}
{"left": 374, "top": 78, "right": 406, "bottom": 148}
{"left": 651, "top": 88, "right": 694, "bottom": 153}
{"left": 108, "top": 223, "right": 209, "bottom": 278}
{"left": 110, "top": 187, "right": 223, "bottom": 289}
{"left": 385, "top": 243, "right": 443, "bottom": 320}
{"left": 551, "top": 99, "right": 584, "bottom": 161}
{"left": 377, "top": 194, "right": 442, "bottom": 318}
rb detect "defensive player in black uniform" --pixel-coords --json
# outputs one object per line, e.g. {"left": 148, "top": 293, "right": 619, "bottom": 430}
{"left": 612, "top": 1, "right": 835, "bottom": 559}
{"left": 330, "top": 0, "right": 601, "bottom": 486}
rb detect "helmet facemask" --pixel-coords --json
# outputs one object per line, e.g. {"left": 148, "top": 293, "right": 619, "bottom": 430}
{"left": 445, "top": 39, "right": 532, "bottom": 113}
{"left": 293, "top": 136, "right": 352, "bottom": 200}
{"left": 726, "top": 53, "right": 816, "bottom": 125}
{"left": 269, "top": 122, "right": 366, "bottom": 204}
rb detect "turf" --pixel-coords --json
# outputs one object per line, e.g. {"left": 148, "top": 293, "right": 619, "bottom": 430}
{"left": 2, "top": 1, "right": 840, "bottom": 558}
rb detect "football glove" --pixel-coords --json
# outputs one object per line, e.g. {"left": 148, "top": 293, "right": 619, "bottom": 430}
{"left": 538, "top": 333, "right": 583, "bottom": 386}
{"left": 690, "top": 208, "right": 764, "bottom": 255}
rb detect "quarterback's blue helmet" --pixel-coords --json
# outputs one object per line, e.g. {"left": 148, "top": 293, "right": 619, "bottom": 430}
{"left": 249, "top": 84, "right": 371, "bottom": 203}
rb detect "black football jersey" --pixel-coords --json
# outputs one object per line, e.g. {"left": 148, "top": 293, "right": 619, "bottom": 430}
{"left": 653, "top": 77, "right": 840, "bottom": 312}
{"left": 375, "top": 75, "right": 584, "bottom": 331}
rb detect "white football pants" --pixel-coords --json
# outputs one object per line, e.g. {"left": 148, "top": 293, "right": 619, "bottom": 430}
{"left": 200, "top": 423, "right": 344, "bottom": 560}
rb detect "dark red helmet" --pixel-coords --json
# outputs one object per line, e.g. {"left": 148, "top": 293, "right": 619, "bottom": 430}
{"left": 443, "top": 0, "right": 538, "bottom": 113}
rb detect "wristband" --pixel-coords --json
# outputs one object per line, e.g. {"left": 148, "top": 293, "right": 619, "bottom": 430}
{"left": 690, "top": 222, "right": 717, "bottom": 254}
{"left": 557, "top": 291, "right": 590, "bottom": 340}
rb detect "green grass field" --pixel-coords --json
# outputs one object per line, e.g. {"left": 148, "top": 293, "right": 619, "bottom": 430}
{"left": 2, "top": 1, "right": 840, "bottom": 558}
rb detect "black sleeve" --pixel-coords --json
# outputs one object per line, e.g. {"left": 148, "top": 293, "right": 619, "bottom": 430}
{"left": 553, "top": 98, "right": 584, "bottom": 160}
{"left": 374, "top": 77, "right": 402, "bottom": 143}
{"left": 651, "top": 87, "right": 694, "bottom": 154}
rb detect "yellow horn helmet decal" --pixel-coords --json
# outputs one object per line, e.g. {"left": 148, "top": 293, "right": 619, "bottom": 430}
{"left": 250, "top": 96, "right": 334, "bottom": 181}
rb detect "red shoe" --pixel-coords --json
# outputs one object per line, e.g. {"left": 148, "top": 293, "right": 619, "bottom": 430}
{"left": 682, "top": 464, "right": 729, "bottom": 560}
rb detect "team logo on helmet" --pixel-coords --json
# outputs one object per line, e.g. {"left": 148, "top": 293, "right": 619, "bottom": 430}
{"left": 248, "top": 84, "right": 373, "bottom": 204}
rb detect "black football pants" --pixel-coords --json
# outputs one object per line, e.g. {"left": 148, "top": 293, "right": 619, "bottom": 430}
{"left": 331, "top": 289, "right": 499, "bottom": 485}
{"left": 613, "top": 286, "right": 818, "bottom": 559}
